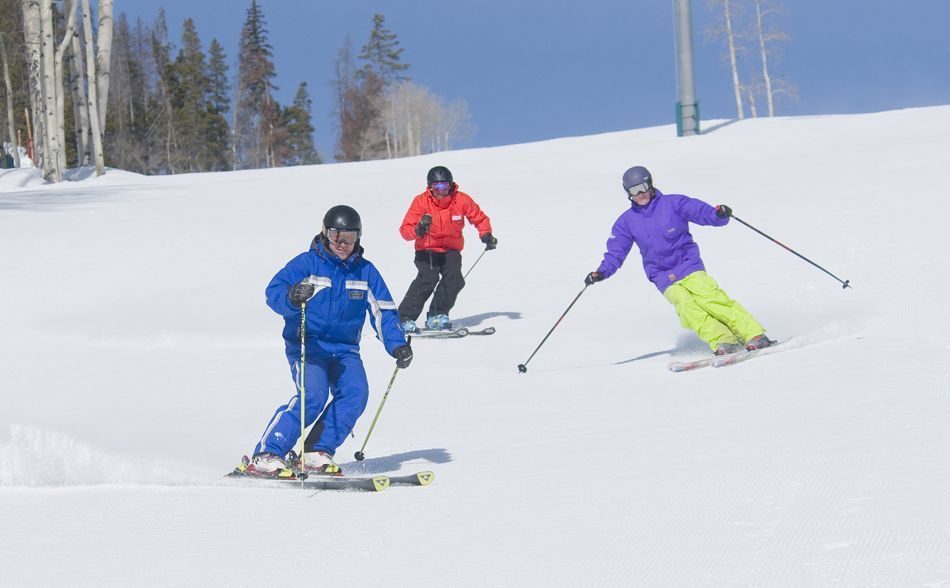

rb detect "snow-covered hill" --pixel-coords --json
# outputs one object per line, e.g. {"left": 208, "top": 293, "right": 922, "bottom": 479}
{"left": 2, "top": 106, "right": 950, "bottom": 586}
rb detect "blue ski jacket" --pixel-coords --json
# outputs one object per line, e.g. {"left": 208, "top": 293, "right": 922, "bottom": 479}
{"left": 265, "top": 237, "right": 406, "bottom": 362}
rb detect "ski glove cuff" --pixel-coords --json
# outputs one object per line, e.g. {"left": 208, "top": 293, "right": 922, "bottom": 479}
{"left": 715, "top": 204, "right": 732, "bottom": 218}
{"left": 480, "top": 233, "right": 498, "bottom": 250}
{"left": 290, "top": 282, "right": 316, "bottom": 307}
{"left": 393, "top": 344, "right": 413, "bottom": 369}
{"left": 585, "top": 271, "right": 605, "bottom": 286}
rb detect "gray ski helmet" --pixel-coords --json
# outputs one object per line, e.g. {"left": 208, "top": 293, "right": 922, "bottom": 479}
{"left": 323, "top": 205, "right": 362, "bottom": 234}
{"left": 427, "top": 166, "right": 453, "bottom": 185}
{"left": 622, "top": 166, "right": 653, "bottom": 194}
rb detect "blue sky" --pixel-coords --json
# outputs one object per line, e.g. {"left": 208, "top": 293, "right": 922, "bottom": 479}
{"left": 118, "top": 1, "right": 950, "bottom": 161}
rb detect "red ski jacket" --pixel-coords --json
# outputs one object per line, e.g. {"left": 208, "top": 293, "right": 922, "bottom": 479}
{"left": 399, "top": 184, "right": 493, "bottom": 252}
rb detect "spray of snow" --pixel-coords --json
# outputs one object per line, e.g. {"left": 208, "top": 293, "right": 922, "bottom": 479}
{"left": 0, "top": 425, "right": 196, "bottom": 487}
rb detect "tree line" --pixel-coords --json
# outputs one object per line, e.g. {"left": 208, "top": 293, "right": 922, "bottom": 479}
{"left": 0, "top": 1, "right": 474, "bottom": 181}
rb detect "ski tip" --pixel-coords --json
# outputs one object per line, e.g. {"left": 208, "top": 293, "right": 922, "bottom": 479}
{"left": 371, "top": 476, "right": 391, "bottom": 492}
{"left": 415, "top": 471, "right": 436, "bottom": 486}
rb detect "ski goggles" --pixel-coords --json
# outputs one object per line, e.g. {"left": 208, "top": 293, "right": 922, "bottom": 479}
{"left": 326, "top": 228, "right": 360, "bottom": 246}
{"left": 430, "top": 181, "right": 452, "bottom": 194}
{"left": 626, "top": 182, "right": 652, "bottom": 198}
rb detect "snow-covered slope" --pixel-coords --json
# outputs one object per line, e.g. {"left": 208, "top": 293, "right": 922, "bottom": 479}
{"left": 2, "top": 106, "right": 950, "bottom": 586}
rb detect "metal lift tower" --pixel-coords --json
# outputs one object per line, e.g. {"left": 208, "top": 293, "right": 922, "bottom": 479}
{"left": 674, "top": 0, "right": 700, "bottom": 136}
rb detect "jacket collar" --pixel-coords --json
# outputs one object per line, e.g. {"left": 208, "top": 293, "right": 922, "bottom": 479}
{"left": 310, "top": 235, "right": 364, "bottom": 267}
{"left": 631, "top": 188, "right": 663, "bottom": 213}
{"left": 426, "top": 183, "right": 458, "bottom": 209}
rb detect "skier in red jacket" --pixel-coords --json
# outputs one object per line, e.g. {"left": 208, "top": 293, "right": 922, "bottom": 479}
{"left": 398, "top": 166, "right": 497, "bottom": 332}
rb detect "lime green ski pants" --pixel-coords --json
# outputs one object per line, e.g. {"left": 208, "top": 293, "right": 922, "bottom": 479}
{"left": 662, "top": 271, "right": 765, "bottom": 351}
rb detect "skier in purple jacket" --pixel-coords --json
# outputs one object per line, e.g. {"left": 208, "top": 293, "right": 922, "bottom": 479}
{"left": 585, "top": 166, "right": 772, "bottom": 355}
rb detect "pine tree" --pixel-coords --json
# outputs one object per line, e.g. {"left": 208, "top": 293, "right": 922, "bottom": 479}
{"left": 234, "top": 0, "right": 281, "bottom": 169}
{"left": 150, "top": 8, "right": 177, "bottom": 173}
{"left": 332, "top": 34, "right": 359, "bottom": 162}
{"left": 206, "top": 38, "right": 231, "bottom": 170}
{"left": 169, "top": 18, "right": 208, "bottom": 171}
{"left": 132, "top": 16, "right": 161, "bottom": 173}
{"left": 334, "top": 14, "right": 411, "bottom": 161}
{"left": 103, "top": 15, "right": 149, "bottom": 173}
{"left": 282, "top": 81, "right": 321, "bottom": 166}
{"left": 166, "top": 19, "right": 230, "bottom": 172}
{"left": 208, "top": 39, "right": 230, "bottom": 117}
{"left": 358, "top": 13, "right": 410, "bottom": 84}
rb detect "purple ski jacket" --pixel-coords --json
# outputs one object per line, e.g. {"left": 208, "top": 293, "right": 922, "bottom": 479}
{"left": 596, "top": 189, "right": 729, "bottom": 293}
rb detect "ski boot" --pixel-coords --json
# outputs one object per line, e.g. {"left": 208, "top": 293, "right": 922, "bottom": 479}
{"left": 285, "top": 450, "right": 343, "bottom": 476}
{"left": 401, "top": 319, "right": 420, "bottom": 334}
{"left": 714, "top": 342, "right": 743, "bottom": 356}
{"left": 745, "top": 334, "right": 774, "bottom": 351}
{"left": 236, "top": 452, "right": 297, "bottom": 479}
{"left": 425, "top": 314, "right": 452, "bottom": 331}
{"left": 301, "top": 450, "right": 344, "bottom": 476}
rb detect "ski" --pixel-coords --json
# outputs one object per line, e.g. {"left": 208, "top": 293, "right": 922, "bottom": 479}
{"left": 468, "top": 326, "right": 496, "bottom": 336}
{"left": 667, "top": 356, "right": 717, "bottom": 372}
{"left": 388, "top": 470, "right": 435, "bottom": 486}
{"left": 411, "top": 326, "right": 495, "bottom": 339}
{"left": 226, "top": 455, "right": 390, "bottom": 491}
{"left": 668, "top": 340, "right": 782, "bottom": 372}
{"left": 225, "top": 456, "right": 434, "bottom": 491}
{"left": 710, "top": 341, "right": 783, "bottom": 368}
{"left": 411, "top": 327, "right": 469, "bottom": 339}
{"left": 225, "top": 471, "right": 391, "bottom": 492}
{"left": 224, "top": 471, "right": 435, "bottom": 491}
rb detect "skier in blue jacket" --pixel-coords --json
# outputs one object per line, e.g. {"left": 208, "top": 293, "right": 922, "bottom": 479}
{"left": 236, "top": 205, "right": 413, "bottom": 478}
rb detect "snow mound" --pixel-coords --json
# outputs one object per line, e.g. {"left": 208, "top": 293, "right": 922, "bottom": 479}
{"left": 0, "top": 425, "right": 196, "bottom": 487}
{"left": 0, "top": 168, "right": 45, "bottom": 189}
{"left": 63, "top": 166, "right": 144, "bottom": 182}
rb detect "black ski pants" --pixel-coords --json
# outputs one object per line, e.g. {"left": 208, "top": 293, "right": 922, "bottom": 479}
{"left": 398, "top": 249, "right": 465, "bottom": 322}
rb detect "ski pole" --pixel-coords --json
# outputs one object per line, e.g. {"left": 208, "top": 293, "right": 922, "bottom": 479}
{"left": 354, "top": 367, "right": 399, "bottom": 461}
{"left": 731, "top": 214, "right": 852, "bottom": 289}
{"left": 298, "top": 300, "right": 307, "bottom": 475}
{"left": 354, "top": 335, "right": 410, "bottom": 461}
{"left": 518, "top": 285, "right": 588, "bottom": 373}
{"left": 462, "top": 247, "right": 489, "bottom": 280}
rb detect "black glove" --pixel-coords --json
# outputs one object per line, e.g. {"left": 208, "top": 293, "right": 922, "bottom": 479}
{"left": 414, "top": 214, "right": 433, "bottom": 237}
{"left": 289, "top": 281, "right": 316, "bottom": 308}
{"left": 393, "top": 344, "right": 413, "bottom": 369}
{"left": 480, "top": 233, "right": 498, "bottom": 250}
{"left": 715, "top": 204, "right": 732, "bottom": 218}
{"left": 584, "top": 271, "right": 605, "bottom": 286}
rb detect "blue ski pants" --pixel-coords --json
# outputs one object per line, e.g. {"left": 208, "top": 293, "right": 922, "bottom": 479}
{"left": 254, "top": 352, "right": 369, "bottom": 458}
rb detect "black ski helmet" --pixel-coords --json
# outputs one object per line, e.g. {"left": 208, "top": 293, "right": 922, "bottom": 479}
{"left": 426, "top": 166, "right": 453, "bottom": 185}
{"left": 323, "top": 205, "right": 362, "bottom": 234}
{"left": 622, "top": 166, "right": 653, "bottom": 193}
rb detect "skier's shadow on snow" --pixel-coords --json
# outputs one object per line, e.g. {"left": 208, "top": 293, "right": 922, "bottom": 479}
{"left": 613, "top": 349, "right": 676, "bottom": 364}
{"left": 451, "top": 311, "right": 521, "bottom": 328}
{"left": 612, "top": 334, "right": 709, "bottom": 365}
{"left": 341, "top": 448, "right": 453, "bottom": 475}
